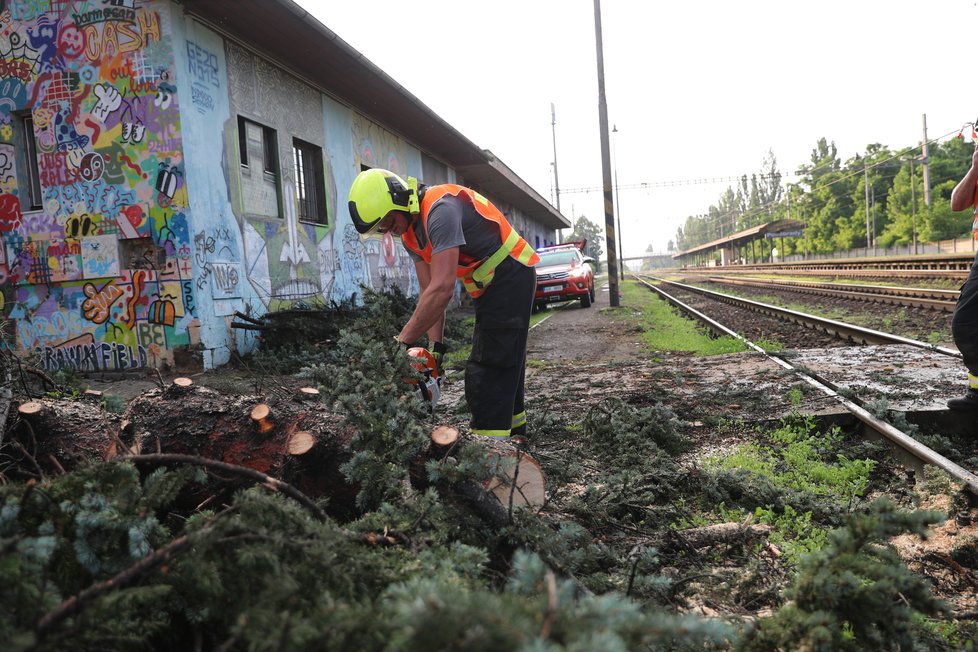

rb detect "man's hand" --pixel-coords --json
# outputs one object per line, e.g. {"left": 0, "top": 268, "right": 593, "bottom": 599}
{"left": 431, "top": 341, "right": 448, "bottom": 376}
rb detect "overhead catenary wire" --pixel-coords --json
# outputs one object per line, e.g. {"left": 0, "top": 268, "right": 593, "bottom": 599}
{"left": 562, "top": 126, "right": 963, "bottom": 200}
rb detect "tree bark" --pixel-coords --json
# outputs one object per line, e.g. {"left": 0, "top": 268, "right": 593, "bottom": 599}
{"left": 5, "top": 397, "right": 123, "bottom": 477}
{"left": 121, "top": 385, "right": 359, "bottom": 519}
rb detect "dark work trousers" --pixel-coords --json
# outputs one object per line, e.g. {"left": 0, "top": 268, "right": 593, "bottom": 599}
{"left": 952, "top": 254, "right": 978, "bottom": 378}
{"left": 465, "top": 256, "right": 536, "bottom": 437}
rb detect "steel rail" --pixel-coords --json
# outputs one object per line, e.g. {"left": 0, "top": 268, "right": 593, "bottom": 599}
{"left": 645, "top": 276, "right": 961, "bottom": 356}
{"left": 632, "top": 275, "right": 978, "bottom": 496}
{"left": 673, "top": 254, "right": 975, "bottom": 283}
{"left": 699, "top": 275, "right": 958, "bottom": 312}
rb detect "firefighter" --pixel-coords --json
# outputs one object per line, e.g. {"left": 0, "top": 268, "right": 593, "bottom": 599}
{"left": 348, "top": 168, "right": 539, "bottom": 437}
{"left": 948, "top": 141, "right": 978, "bottom": 409}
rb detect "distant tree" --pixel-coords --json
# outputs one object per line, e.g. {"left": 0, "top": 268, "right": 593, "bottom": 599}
{"left": 673, "top": 132, "right": 978, "bottom": 258}
{"left": 568, "top": 215, "right": 604, "bottom": 261}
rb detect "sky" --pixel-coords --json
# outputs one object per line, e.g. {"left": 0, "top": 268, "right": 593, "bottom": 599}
{"left": 298, "top": 0, "right": 978, "bottom": 258}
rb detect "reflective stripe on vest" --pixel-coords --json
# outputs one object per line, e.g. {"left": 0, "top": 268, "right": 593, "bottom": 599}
{"left": 403, "top": 184, "right": 540, "bottom": 298}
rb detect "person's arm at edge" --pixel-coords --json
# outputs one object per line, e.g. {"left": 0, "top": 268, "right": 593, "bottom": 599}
{"left": 951, "top": 145, "right": 978, "bottom": 211}
{"left": 398, "top": 247, "right": 458, "bottom": 344}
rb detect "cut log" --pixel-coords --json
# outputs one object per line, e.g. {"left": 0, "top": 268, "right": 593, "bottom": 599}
{"left": 7, "top": 398, "right": 122, "bottom": 477}
{"left": 669, "top": 522, "right": 773, "bottom": 550}
{"left": 82, "top": 389, "right": 104, "bottom": 401}
{"left": 481, "top": 439, "right": 546, "bottom": 509}
{"left": 297, "top": 387, "right": 320, "bottom": 400}
{"left": 120, "top": 386, "right": 359, "bottom": 520}
{"left": 286, "top": 430, "right": 316, "bottom": 455}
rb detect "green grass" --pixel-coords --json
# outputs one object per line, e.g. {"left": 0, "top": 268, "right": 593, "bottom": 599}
{"left": 706, "top": 416, "right": 877, "bottom": 562}
{"left": 618, "top": 280, "right": 748, "bottom": 355}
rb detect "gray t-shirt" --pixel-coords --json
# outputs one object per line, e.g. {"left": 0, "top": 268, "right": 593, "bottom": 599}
{"left": 406, "top": 193, "right": 501, "bottom": 262}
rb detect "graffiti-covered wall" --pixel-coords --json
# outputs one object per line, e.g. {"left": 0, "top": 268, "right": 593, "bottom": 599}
{"left": 0, "top": 0, "right": 197, "bottom": 372}
{"left": 0, "top": 1, "right": 558, "bottom": 373}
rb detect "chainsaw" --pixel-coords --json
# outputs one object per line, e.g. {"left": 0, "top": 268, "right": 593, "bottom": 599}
{"left": 407, "top": 346, "right": 441, "bottom": 409}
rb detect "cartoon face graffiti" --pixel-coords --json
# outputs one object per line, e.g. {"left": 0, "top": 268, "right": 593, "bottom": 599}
{"left": 57, "top": 25, "right": 85, "bottom": 59}
{"left": 155, "top": 163, "right": 182, "bottom": 207}
{"left": 154, "top": 83, "right": 175, "bottom": 110}
{"left": 79, "top": 152, "right": 104, "bottom": 181}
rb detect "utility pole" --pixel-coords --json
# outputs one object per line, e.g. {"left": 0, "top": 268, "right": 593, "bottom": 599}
{"left": 864, "top": 161, "right": 871, "bottom": 248}
{"left": 922, "top": 113, "right": 931, "bottom": 207}
{"left": 593, "top": 0, "right": 619, "bottom": 306}
{"left": 910, "top": 155, "right": 917, "bottom": 254}
{"left": 612, "top": 124, "right": 624, "bottom": 280}
{"left": 550, "top": 103, "right": 561, "bottom": 213}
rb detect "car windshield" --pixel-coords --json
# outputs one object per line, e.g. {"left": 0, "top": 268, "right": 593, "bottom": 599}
{"left": 537, "top": 251, "right": 579, "bottom": 266}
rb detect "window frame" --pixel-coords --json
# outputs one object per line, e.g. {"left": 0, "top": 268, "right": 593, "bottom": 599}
{"left": 237, "top": 115, "right": 278, "bottom": 179}
{"left": 292, "top": 137, "right": 327, "bottom": 224}
{"left": 236, "top": 114, "right": 282, "bottom": 219}
{"left": 13, "top": 111, "right": 42, "bottom": 212}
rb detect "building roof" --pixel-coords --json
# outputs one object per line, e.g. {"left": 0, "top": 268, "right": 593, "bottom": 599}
{"left": 180, "top": 0, "right": 570, "bottom": 230}
{"left": 672, "top": 219, "right": 807, "bottom": 258}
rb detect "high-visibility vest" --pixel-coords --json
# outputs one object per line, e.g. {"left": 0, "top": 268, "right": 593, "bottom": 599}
{"left": 402, "top": 184, "right": 539, "bottom": 298}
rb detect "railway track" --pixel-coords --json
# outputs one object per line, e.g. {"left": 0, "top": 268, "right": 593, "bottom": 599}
{"left": 644, "top": 276, "right": 959, "bottom": 350}
{"left": 633, "top": 275, "right": 978, "bottom": 495}
{"left": 691, "top": 275, "right": 959, "bottom": 313}
{"left": 673, "top": 252, "right": 975, "bottom": 282}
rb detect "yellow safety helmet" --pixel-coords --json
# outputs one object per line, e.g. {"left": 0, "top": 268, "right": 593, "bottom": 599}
{"left": 348, "top": 168, "right": 419, "bottom": 234}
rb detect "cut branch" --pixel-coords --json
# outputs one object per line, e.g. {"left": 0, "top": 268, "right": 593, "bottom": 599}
{"left": 250, "top": 403, "right": 274, "bottom": 433}
{"left": 669, "top": 522, "right": 773, "bottom": 550}
{"left": 297, "top": 387, "right": 320, "bottom": 400}
{"left": 286, "top": 430, "right": 316, "bottom": 455}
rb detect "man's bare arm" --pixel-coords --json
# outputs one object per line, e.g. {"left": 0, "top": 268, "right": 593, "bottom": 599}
{"left": 951, "top": 145, "right": 978, "bottom": 212}
{"left": 398, "top": 248, "right": 459, "bottom": 344}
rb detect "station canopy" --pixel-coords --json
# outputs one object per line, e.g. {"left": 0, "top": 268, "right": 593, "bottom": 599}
{"left": 672, "top": 219, "right": 807, "bottom": 259}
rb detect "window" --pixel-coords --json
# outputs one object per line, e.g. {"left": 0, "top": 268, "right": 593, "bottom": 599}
{"left": 293, "top": 137, "right": 326, "bottom": 224}
{"left": 237, "top": 115, "right": 280, "bottom": 218}
{"left": 237, "top": 115, "right": 277, "bottom": 176}
{"left": 13, "top": 112, "right": 42, "bottom": 212}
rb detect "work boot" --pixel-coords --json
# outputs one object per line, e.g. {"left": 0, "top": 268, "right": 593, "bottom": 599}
{"left": 947, "top": 388, "right": 978, "bottom": 411}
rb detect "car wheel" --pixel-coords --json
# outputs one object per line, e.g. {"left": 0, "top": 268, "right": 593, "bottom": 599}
{"left": 589, "top": 284, "right": 595, "bottom": 302}
{"left": 580, "top": 292, "right": 592, "bottom": 308}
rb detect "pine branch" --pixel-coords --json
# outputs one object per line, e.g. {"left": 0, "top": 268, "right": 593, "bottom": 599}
{"left": 119, "top": 453, "right": 328, "bottom": 521}
{"left": 34, "top": 515, "right": 225, "bottom": 640}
